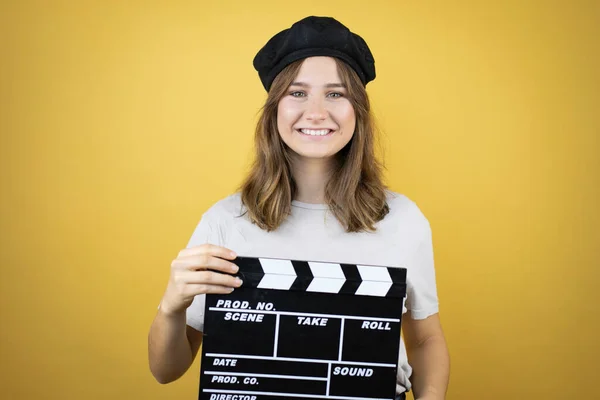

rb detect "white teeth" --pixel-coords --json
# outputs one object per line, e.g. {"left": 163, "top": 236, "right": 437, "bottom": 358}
{"left": 299, "top": 129, "right": 331, "bottom": 136}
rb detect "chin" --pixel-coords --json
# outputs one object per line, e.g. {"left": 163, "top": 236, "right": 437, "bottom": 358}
{"left": 290, "top": 148, "right": 336, "bottom": 160}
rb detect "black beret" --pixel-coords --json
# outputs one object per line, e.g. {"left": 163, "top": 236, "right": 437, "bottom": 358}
{"left": 253, "top": 16, "right": 376, "bottom": 91}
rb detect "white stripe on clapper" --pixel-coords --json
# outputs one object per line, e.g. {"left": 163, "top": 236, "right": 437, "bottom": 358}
{"left": 306, "top": 277, "right": 346, "bottom": 293}
{"left": 307, "top": 262, "right": 346, "bottom": 293}
{"left": 356, "top": 265, "right": 393, "bottom": 282}
{"left": 355, "top": 265, "right": 393, "bottom": 296}
{"left": 260, "top": 258, "right": 296, "bottom": 275}
{"left": 307, "top": 262, "right": 345, "bottom": 279}
{"left": 258, "top": 258, "right": 296, "bottom": 290}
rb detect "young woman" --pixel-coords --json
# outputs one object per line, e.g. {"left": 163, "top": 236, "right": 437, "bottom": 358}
{"left": 148, "top": 16, "right": 450, "bottom": 400}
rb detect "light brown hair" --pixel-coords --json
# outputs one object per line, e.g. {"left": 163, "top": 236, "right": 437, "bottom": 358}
{"left": 238, "top": 58, "right": 389, "bottom": 233}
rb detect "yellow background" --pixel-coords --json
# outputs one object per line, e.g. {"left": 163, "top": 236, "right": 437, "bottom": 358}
{"left": 1, "top": 1, "right": 598, "bottom": 399}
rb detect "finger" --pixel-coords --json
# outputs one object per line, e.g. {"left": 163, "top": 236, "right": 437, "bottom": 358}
{"left": 172, "top": 254, "right": 239, "bottom": 274}
{"left": 178, "top": 244, "right": 237, "bottom": 260}
{"left": 186, "top": 283, "right": 237, "bottom": 295}
{"left": 183, "top": 270, "right": 242, "bottom": 288}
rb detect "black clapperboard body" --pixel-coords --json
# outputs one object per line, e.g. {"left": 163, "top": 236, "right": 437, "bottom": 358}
{"left": 198, "top": 256, "right": 407, "bottom": 400}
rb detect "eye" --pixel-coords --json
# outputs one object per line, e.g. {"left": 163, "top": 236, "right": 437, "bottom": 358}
{"left": 289, "top": 91, "right": 306, "bottom": 97}
{"left": 327, "top": 92, "right": 344, "bottom": 98}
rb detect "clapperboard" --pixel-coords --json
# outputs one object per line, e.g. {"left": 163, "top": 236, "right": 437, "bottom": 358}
{"left": 198, "top": 256, "right": 407, "bottom": 400}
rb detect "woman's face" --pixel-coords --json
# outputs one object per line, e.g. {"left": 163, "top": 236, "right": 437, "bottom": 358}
{"left": 277, "top": 57, "right": 356, "bottom": 162}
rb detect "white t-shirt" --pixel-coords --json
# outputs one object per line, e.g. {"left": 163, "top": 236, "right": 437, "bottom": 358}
{"left": 185, "top": 190, "right": 439, "bottom": 394}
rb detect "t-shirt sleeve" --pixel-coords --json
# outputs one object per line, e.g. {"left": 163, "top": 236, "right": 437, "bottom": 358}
{"left": 184, "top": 212, "right": 222, "bottom": 332}
{"left": 404, "top": 214, "right": 440, "bottom": 320}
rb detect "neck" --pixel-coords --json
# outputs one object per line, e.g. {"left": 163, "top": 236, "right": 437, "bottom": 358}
{"left": 290, "top": 155, "right": 334, "bottom": 204}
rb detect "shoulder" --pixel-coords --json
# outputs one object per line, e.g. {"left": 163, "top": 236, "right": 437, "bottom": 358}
{"left": 186, "top": 193, "right": 245, "bottom": 248}
{"left": 384, "top": 190, "right": 432, "bottom": 238}
{"left": 201, "top": 192, "right": 245, "bottom": 222}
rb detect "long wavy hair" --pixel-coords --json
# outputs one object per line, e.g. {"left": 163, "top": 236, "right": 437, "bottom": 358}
{"left": 239, "top": 58, "right": 389, "bottom": 233}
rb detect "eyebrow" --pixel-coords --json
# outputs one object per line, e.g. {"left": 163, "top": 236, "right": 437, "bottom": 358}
{"left": 290, "top": 81, "right": 346, "bottom": 89}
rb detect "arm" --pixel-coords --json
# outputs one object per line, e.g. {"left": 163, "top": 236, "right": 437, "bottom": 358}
{"left": 147, "top": 244, "right": 241, "bottom": 383}
{"left": 402, "top": 312, "right": 450, "bottom": 400}
{"left": 148, "top": 308, "right": 203, "bottom": 383}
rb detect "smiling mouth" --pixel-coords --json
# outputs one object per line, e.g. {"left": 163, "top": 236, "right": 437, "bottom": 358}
{"left": 296, "top": 128, "right": 334, "bottom": 136}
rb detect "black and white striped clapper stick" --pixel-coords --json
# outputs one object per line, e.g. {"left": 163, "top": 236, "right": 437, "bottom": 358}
{"left": 233, "top": 256, "right": 407, "bottom": 298}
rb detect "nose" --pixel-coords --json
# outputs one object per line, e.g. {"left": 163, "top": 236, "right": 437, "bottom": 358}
{"left": 305, "top": 97, "right": 328, "bottom": 121}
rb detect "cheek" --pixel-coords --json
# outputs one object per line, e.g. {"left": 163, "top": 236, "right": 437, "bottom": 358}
{"left": 334, "top": 103, "right": 356, "bottom": 130}
{"left": 277, "top": 100, "right": 302, "bottom": 131}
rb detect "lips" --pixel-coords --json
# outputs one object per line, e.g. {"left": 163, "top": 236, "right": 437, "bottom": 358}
{"left": 296, "top": 128, "right": 335, "bottom": 136}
